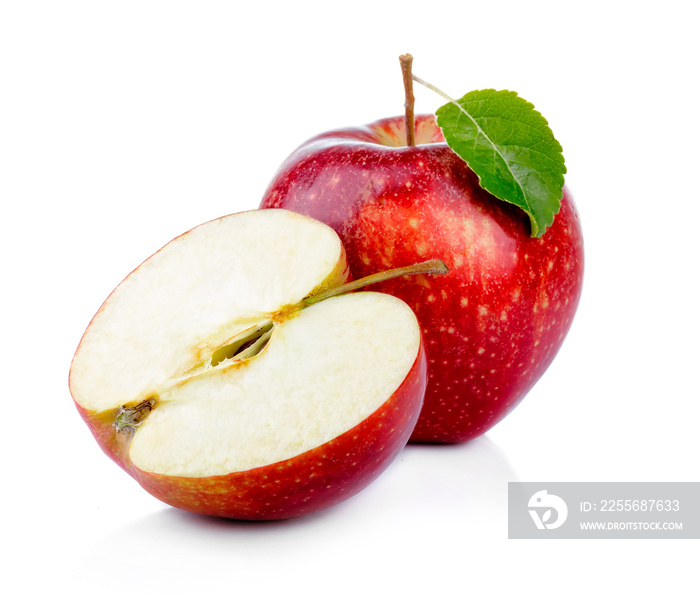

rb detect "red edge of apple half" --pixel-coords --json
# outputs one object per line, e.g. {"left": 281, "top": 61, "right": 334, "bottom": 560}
{"left": 74, "top": 347, "right": 425, "bottom": 521}
{"left": 260, "top": 114, "right": 585, "bottom": 444}
{"left": 69, "top": 209, "right": 428, "bottom": 521}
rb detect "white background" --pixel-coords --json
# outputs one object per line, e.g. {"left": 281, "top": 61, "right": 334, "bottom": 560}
{"left": 2, "top": 1, "right": 698, "bottom": 594}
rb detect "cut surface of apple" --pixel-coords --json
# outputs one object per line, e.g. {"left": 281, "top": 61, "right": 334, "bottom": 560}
{"left": 70, "top": 209, "right": 427, "bottom": 519}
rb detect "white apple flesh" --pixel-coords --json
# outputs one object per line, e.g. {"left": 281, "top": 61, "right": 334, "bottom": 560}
{"left": 69, "top": 209, "right": 428, "bottom": 520}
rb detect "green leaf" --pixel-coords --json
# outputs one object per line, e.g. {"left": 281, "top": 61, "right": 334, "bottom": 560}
{"left": 435, "top": 89, "right": 566, "bottom": 238}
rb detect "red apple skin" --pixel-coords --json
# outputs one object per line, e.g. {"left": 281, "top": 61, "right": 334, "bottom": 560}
{"left": 260, "top": 115, "right": 584, "bottom": 443}
{"left": 73, "top": 342, "right": 426, "bottom": 520}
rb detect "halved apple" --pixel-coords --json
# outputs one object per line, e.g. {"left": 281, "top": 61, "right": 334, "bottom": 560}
{"left": 69, "top": 209, "right": 434, "bottom": 520}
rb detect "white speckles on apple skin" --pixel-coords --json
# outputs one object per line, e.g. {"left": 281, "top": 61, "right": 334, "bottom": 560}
{"left": 261, "top": 114, "right": 584, "bottom": 443}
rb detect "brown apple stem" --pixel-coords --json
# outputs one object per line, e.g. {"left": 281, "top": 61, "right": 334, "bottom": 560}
{"left": 399, "top": 53, "right": 416, "bottom": 147}
{"left": 303, "top": 259, "right": 448, "bottom": 307}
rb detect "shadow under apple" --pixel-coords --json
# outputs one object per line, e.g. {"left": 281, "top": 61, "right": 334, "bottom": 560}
{"left": 70, "top": 436, "right": 517, "bottom": 593}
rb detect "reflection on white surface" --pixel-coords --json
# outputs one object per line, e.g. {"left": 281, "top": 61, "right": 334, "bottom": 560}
{"left": 70, "top": 438, "right": 517, "bottom": 594}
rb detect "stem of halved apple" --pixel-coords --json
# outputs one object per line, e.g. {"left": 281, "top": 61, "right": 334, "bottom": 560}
{"left": 205, "top": 259, "right": 448, "bottom": 369}
{"left": 112, "top": 259, "right": 448, "bottom": 433}
{"left": 303, "top": 258, "right": 448, "bottom": 307}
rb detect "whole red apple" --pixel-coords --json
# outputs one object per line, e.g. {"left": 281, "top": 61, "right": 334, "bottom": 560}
{"left": 261, "top": 115, "right": 584, "bottom": 443}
